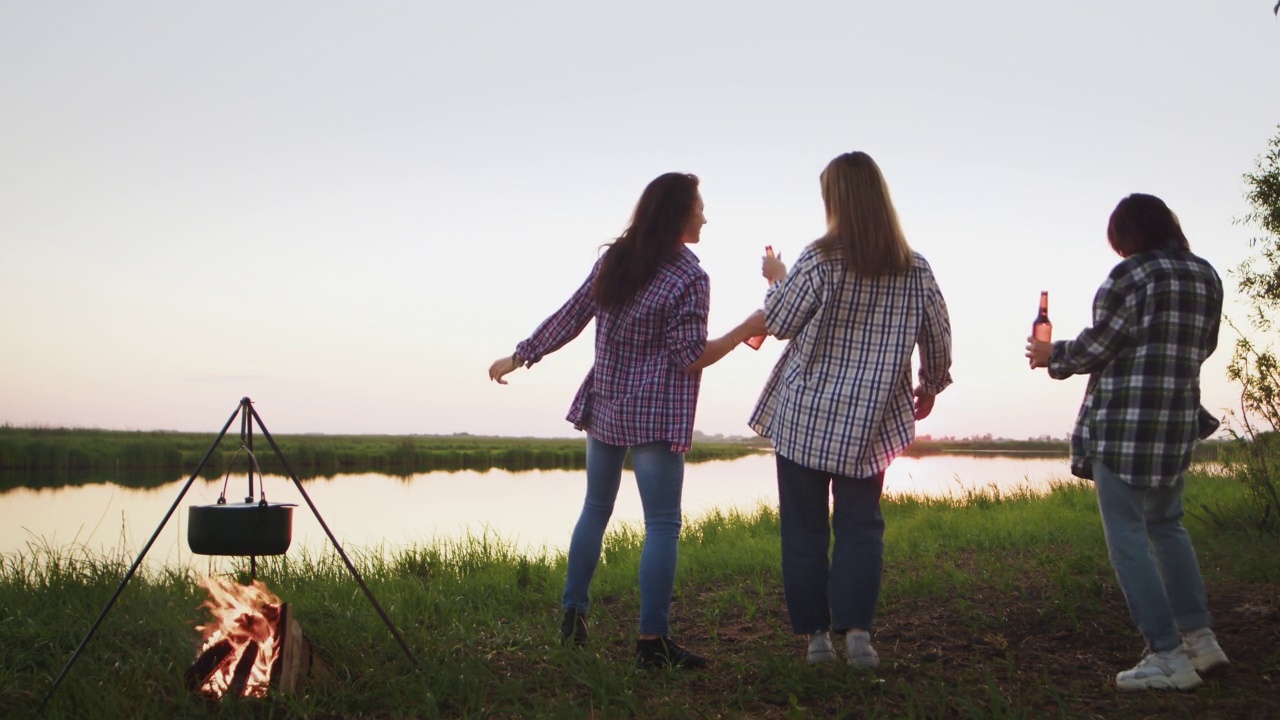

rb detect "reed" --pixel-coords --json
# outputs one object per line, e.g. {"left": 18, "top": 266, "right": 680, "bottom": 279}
{"left": 2, "top": 470, "right": 1274, "bottom": 719}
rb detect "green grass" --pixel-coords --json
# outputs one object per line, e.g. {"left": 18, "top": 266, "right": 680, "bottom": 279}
{"left": 1, "top": 471, "right": 1276, "bottom": 719}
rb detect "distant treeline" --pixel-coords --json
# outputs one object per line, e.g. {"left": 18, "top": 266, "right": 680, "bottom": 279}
{"left": 903, "top": 437, "right": 1224, "bottom": 462}
{"left": 0, "top": 427, "right": 765, "bottom": 491}
{"left": 0, "top": 428, "right": 1229, "bottom": 492}
{"left": 904, "top": 438, "right": 1070, "bottom": 458}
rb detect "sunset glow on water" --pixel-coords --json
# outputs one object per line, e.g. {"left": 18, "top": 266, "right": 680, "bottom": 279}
{"left": 2, "top": 453, "right": 1081, "bottom": 566}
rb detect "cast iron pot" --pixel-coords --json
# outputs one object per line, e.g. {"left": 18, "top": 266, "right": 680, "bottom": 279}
{"left": 188, "top": 499, "right": 297, "bottom": 556}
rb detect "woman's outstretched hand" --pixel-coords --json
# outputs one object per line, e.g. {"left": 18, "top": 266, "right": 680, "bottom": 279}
{"left": 489, "top": 354, "right": 521, "bottom": 385}
{"left": 685, "top": 309, "right": 772, "bottom": 373}
{"left": 742, "top": 309, "right": 768, "bottom": 339}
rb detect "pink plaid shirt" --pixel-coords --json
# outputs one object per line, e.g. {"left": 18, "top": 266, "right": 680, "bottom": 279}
{"left": 516, "top": 247, "right": 710, "bottom": 452}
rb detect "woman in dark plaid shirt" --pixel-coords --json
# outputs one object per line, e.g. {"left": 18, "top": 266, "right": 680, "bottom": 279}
{"left": 1027, "top": 193, "right": 1228, "bottom": 691}
{"left": 488, "top": 173, "right": 766, "bottom": 669}
{"left": 749, "top": 152, "right": 954, "bottom": 669}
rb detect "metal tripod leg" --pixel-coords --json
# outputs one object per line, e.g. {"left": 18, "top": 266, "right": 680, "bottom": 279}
{"left": 247, "top": 404, "right": 419, "bottom": 667}
{"left": 39, "top": 402, "right": 243, "bottom": 711}
{"left": 40, "top": 397, "right": 421, "bottom": 712}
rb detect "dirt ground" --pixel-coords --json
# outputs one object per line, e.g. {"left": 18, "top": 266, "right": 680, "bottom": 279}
{"left": 671, "top": 575, "right": 1280, "bottom": 719}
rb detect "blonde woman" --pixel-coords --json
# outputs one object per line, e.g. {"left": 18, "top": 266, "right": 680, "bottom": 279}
{"left": 750, "top": 152, "right": 952, "bottom": 667}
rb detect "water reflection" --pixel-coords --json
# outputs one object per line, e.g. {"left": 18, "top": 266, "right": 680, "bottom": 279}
{"left": 1, "top": 454, "right": 1078, "bottom": 568}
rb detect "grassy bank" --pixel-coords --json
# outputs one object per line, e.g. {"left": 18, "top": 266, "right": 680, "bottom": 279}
{"left": 0, "top": 428, "right": 764, "bottom": 490}
{"left": 2, "top": 472, "right": 1276, "bottom": 719}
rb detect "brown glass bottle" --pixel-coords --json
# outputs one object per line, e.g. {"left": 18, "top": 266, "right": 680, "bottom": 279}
{"left": 1030, "top": 291, "right": 1052, "bottom": 368}
{"left": 1033, "top": 291, "right": 1052, "bottom": 342}
{"left": 744, "top": 245, "right": 775, "bottom": 350}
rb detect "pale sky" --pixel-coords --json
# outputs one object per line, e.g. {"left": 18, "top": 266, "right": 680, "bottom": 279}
{"left": 2, "top": 2, "right": 1278, "bottom": 441}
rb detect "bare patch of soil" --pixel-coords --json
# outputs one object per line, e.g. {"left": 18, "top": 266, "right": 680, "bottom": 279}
{"left": 643, "top": 560, "right": 1280, "bottom": 718}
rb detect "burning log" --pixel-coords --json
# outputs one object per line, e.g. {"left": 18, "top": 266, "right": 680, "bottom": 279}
{"left": 225, "top": 640, "right": 260, "bottom": 699}
{"left": 185, "top": 638, "right": 235, "bottom": 693}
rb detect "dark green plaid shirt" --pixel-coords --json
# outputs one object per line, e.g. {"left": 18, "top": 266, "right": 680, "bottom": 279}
{"left": 1049, "top": 248, "right": 1222, "bottom": 487}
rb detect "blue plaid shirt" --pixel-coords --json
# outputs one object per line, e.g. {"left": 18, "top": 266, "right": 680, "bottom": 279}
{"left": 1049, "top": 248, "right": 1222, "bottom": 487}
{"left": 516, "top": 247, "right": 709, "bottom": 452}
{"left": 749, "top": 247, "right": 953, "bottom": 477}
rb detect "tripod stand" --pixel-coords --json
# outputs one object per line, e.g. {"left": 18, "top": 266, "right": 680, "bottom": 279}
{"left": 41, "top": 397, "right": 419, "bottom": 710}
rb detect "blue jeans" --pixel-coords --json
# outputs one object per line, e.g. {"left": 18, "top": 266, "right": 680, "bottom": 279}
{"left": 561, "top": 436, "right": 684, "bottom": 636}
{"left": 776, "top": 453, "right": 885, "bottom": 634}
{"left": 1093, "top": 462, "right": 1211, "bottom": 652}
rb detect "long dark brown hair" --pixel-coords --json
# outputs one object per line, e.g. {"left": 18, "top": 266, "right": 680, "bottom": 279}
{"left": 592, "top": 172, "right": 700, "bottom": 309}
{"left": 1107, "top": 193, "right": 1191, "bottom": 257}
{"left": 814, "top": 152, "right": 913, "bottom": 276}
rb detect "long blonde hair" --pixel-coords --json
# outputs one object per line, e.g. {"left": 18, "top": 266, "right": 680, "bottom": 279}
{"left": 815, "top": 152, "right": 913, "bottom": 276}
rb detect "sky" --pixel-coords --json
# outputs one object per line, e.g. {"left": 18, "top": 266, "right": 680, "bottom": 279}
{"left": 2, "top": 2, "right": 1279, "bottom": 441}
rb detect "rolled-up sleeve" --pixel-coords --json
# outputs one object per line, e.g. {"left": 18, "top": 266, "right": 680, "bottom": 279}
{"left": 516, "top": 266, "right": 599, "bottom": 366}
{"left": 916, "top": 268, "right": 953, "bottom": 396}
{"left": 666, "top": 274, "right": 710, "bottom": 369}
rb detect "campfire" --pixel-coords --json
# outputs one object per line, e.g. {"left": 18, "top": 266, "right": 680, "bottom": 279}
{"left": 186, "top": 576, "right": 325, "bottom": 700}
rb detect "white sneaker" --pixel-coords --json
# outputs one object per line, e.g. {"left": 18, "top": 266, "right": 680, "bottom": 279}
{"left": 1181, "top": 628, "right": 1230, "bottom": 673}
{"left": 1115, "top": 648, "right": 1202, "bottom": 691}
{"left": 807, "top": 632, "right": 836, "bottom": 663}
{"left": 845, "top": 630, "right": 879, "bottom": 669}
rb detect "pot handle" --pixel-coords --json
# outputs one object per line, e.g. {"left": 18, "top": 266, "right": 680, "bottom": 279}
{"left": 217, "top": 445, "right": 269, "bottom": 504}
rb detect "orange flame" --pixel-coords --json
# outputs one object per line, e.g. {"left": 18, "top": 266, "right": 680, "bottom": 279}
{"left": 195, "top": 576, "right": 283, "bottom": 698}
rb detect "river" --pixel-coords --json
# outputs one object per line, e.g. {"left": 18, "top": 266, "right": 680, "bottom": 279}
{"left": 0, "top": 453, "right": 1088, "bottom": 569}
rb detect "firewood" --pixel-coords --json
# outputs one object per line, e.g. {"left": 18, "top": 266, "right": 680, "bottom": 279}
{"left": 225, "top": 641, "right": 260, "bottom": 699}
{"left": 184, "top": 638, "right": 234, "bottom": 693}
{"left": 268, "top": 603, "right": 333, "bottom": 696}
{"left": 192, "top": 601, "right": 332, "bottom": 700}
{"left": 273, "top": 603, "right": 309, "bottom": 696}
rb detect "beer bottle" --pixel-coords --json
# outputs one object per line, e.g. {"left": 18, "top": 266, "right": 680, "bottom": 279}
{"left": 1033, "top": 291, "right": 1052, "bottom": 342}
{"left": 1029, "top": 289, "right": 1049, "bottom": 366}
{"left": 744, "top": 246, "right": 775, "bottom": 350}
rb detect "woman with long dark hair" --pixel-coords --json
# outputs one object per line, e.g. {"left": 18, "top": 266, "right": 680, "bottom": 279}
{"left": 1027, "top": 193, "right": 1227, "bottom": 691}
{"left": 488, "top": 172, "right": 765, "bottom": 668}
{"left": 750, "top": 151, "right": 953, "bottom": 668}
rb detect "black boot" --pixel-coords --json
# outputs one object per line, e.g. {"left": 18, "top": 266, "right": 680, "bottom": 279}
{"left": 560, "top": 609, "right": 588, "bottom": 646}
{"left": 635, "top": 636, "right": 707, "bottom": 669}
